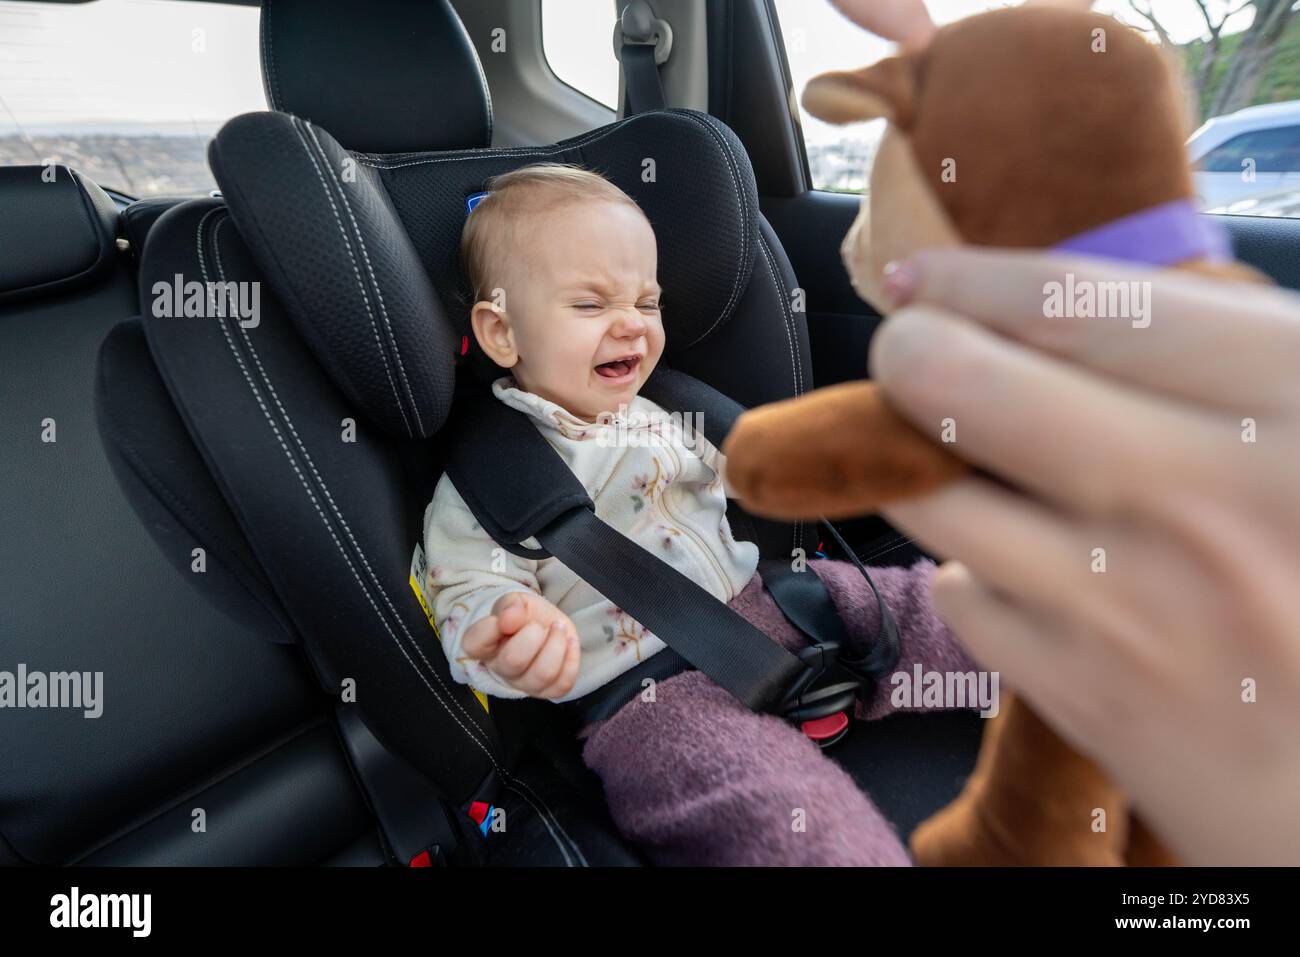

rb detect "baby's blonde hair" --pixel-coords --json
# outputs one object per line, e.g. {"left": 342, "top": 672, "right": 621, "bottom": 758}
{"left": 460, "top": 163, "right": 646, "bottom": 303}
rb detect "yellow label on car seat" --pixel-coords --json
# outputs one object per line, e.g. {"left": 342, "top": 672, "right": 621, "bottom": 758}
{"left": 410, "top": 544, "right": 490, "bottom": 715}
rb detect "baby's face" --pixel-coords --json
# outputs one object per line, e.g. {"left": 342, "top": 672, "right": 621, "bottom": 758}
{"left": 489, "top": 200, "right": 664, "bottom": 422}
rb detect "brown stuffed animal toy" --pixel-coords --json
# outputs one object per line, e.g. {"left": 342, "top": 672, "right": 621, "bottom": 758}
{"left": 722, "top": 0, "right": 1267, "bottom": 866}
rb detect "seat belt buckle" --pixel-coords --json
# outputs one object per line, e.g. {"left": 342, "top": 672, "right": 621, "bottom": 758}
{"left": 777, "top": 642, "right": 863, "bottom": 749}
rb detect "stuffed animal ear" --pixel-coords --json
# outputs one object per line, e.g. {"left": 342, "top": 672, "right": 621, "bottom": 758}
{"left": 803, "top": 55, "right": 918, "bottom": 128}
{"left": 830, "top": 0, "right": 936, "bottom": 51}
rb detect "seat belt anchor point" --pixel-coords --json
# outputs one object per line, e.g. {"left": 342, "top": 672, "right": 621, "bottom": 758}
{"left": 612, "top": 0, "right": 674, "bottom": 66}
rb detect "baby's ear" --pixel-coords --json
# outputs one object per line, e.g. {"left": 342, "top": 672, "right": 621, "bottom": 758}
{"left": 802, "top": 55, "right": 918, "bottom": 129}
{"left": 469, "top": 300, "right": 517, "bottom": 369}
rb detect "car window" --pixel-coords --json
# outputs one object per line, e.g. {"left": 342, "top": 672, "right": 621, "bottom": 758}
{"left": 775, "top": 0, "right": 1300, "bottom": 220}
{"left": 0, "top": 0, "right": 264, "bottom": 198}
{"left": 541, "top": 0, "right": 619, "bottom": 110}
{"left": 773, "top": 0, "right": 1020, "bottom": 192}
{"left": 1198, "top": 126, "right": 1300, "bottom": 173}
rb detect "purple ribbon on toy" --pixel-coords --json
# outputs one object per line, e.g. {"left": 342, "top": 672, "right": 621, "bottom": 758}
{"left": 1052, "top": 199, "right": 1231, "bottom": 266}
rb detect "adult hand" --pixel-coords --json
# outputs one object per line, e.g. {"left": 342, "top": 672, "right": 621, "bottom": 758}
{"left": 872, "top": 247, "right": 1300, "bottom": 865}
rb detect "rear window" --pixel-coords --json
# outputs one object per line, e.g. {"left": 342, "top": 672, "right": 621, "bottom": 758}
{"left": 541, "top": 0, "right": 620, "bottom": 110}
{"left": 0, "top": 0, "right": 264, "bottom": 198}
{"left": 775, "top": 0, "right": 1300, "bottom": 221}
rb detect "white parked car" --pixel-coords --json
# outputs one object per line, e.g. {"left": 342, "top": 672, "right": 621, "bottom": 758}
{"left": 1188, "top": 100, "right": 1300, "bottom": 210}
{"left": 1204, "top": 187, "right": 1300, "bottom": 218}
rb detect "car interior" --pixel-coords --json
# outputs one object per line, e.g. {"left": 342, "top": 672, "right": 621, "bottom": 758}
{"left": 4, "top": 0, "right": 1300, "bottom": 868}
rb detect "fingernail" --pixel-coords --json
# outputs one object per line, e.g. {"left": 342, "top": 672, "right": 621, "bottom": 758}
{"left": 881, "top": 258, "right": 919, "bottom": 308}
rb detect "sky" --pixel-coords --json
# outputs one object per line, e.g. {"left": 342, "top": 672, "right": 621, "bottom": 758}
{"left": 0, "top": 0, "right": 1263, "bottom": 138}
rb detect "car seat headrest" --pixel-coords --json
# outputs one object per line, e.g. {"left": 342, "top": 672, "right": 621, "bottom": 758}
{"left": 259, "top": 0, "right": 492, "bottom": 153}
{"left": 369, "top": 110, "right": 761, "bottom": 373}
{"left": 0, "top": 165, "right": 119, "bottom": 305}
{"left": 209, "top": 111, "right": 458, "bottom": 439}
{"left": 209, "top": 107, "right": 760, "bottom": 439}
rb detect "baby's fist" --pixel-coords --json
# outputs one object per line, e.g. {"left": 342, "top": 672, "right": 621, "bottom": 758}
{"left": 461, "top": 592, "right": 581, "bottom": 699}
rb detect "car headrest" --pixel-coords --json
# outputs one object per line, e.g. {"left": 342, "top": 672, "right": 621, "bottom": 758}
{"left": 259, "top": 0, "right": 492, "bottom": 153}
{"left": 208, "top": 108, "right": 759, "bottom": 440}
{"left": 209, "top": 111, "right": 459, "bottom": 440}
{"left": 0, "top": 165, "right": 119, "bottom": 305}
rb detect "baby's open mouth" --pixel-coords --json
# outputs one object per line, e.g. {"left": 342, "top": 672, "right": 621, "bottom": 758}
{"left": 594, "top": 354, "right": 641, "bottom": 379}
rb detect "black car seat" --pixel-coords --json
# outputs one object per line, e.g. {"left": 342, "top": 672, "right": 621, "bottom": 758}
{"left": 0, "top": 164, "right": 396, "bottom": 866}
{"left": 94, "top": 0, "right": 983, "bottom": 864}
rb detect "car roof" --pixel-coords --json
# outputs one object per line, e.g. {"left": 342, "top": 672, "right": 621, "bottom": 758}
{"left": 1189, "top": 99, "right": 1300, "bottom": 157}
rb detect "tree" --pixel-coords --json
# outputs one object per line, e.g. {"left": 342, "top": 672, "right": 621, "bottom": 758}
{"left": 1207, "top": 0, "right": 1297, "bottom": 114}
{"left": 1125, "top": 0, "right": 1300, "bottom": 119}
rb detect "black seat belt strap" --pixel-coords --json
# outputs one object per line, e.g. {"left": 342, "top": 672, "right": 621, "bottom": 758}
{"left": 536, "top": 505, "right": 806, "bottom": 712}
{"left": 334, "top": 705, "right": 465, "bottom": 866}
{"left": 622, "top": 43, "right": 665, "bottom": 114}
{"left": 819, "top": 519, "right": 901, "bottom": 679}
{"left": 617, "top": 0, "right": 671, "bottom": 115}
{"left": 757, "top": 522, "right": 901, "bottom": 685}
{"left": 757, "top": 557, "right": 854, "bottom": 656}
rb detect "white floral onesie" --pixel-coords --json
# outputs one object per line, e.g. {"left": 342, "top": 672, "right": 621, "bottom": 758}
{"left": 421, "top": 375, "right": 759, "bottom": 701}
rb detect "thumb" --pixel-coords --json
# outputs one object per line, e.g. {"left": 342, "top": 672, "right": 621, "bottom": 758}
{"left": 461, "top": 614, "right": 506, "bottom": 661}
{"left": 493, "top": 591, "right": 525, "bottom": 614}
{"left": 492, "top": 591, "right": 532, "bottom": 635}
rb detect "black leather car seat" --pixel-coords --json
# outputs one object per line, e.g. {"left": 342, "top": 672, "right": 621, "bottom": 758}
{"left": 0, "top": 165, "right": 392, "bottom": 865}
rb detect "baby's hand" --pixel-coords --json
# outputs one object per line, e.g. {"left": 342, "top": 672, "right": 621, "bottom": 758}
{"left": 461, "top": 592, "right": 581, "bottom": 699}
